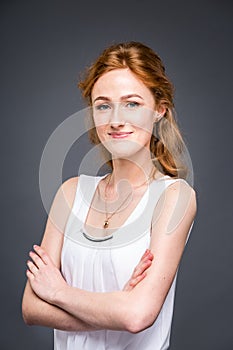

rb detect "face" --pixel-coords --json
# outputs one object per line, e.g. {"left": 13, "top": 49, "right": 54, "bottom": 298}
{"left": 91, "top": 68, "right": 159, "bottom": 160}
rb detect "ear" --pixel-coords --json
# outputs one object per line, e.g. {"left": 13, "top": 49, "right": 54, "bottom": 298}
{"left": 154, "top": 107, "right": 166, "bottom": 122}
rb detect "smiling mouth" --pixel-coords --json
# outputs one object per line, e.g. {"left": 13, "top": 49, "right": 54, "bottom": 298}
{"left": 108, "top": 132, "right": 133, "bottom": 139}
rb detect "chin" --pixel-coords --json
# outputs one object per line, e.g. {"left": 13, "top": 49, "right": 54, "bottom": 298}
{"left": 100, "top": 137, "right": 151, "bottom": 160}
{"left": 108, "top": 143, "right": 148, "bottom": 160}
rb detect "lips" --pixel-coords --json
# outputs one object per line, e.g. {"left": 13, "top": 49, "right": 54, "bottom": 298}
{"left": 108, "top": 131, "right": 133, "bottom": 139}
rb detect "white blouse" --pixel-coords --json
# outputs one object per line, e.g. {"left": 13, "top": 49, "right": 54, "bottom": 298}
{"left": 54, "top": 174, "right": 192, "bottom": 350}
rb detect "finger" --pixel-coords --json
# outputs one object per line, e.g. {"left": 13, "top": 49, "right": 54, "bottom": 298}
{"left": 139, "top": 252, "right": 153, "bottom": 268}
{"left": 147, "top": 251, "right": 154, "bottom": 260}
{"left": 140, "top": 249, "right": 150, "bottom": 261}
{"left": 143, "top": 249, "right": 150, "bottom": 257}
{"left": 133, "top": 251, "right": 153, "bottom": 274}
{"left": 133, "top": 259, "right": 152, "bottom": 278}
{"left": 29, "top": 251, "right": 45, "bottom": 269}
{"left": 141, "top": 250, "right": 154, "bottom": 262}
{"left": 138, "top": 255, "right": 153, "bottom": 270}
{"left": 148, "top": 251, "right": 154, "bottom": 261}
{"left": 33, "top": 245, "right": 50, "bottom": 265}
{"left": 26, "top": 269, "right": 34, "bottom": 280}
{"left": 130, "top": 272, "right": 146, "bottom": 287}
{"left": 27, "top": 260, "right": 38, "bottom": 275}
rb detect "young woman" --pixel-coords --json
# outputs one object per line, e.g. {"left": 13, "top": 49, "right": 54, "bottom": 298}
{"left": 22, "top": 41, "right": 196, "bottom": 349}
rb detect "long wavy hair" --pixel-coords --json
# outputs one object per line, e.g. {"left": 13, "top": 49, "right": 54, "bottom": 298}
{"left": 78, "top": 41, "right": 187, "bottom": 178}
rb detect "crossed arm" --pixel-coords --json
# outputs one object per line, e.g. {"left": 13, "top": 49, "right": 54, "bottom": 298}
{"left": 22, "top": 177, "right": 196, "bottom": 333}
{"left": 22, "top": 177, "right": 153, "bottom": 332}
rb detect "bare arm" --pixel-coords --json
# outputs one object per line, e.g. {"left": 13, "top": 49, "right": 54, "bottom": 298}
{"left": 22, "top": 176, "right": 152, "bottom": 331}
{"left": 22, "top": 282, "right": 97, "bottom": 331}
{"left": 27, "top": 180, "right": 197, "bottom": 333}
{"left": 22, "top": 177, "right": 97, "bottom": 331}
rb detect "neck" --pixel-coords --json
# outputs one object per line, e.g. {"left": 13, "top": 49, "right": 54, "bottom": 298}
{"left": 110, "top": 158, "right": 156, "bottom": 189}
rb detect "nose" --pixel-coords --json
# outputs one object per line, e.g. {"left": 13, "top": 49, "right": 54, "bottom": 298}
{"left": 109, "top": 103, "right": 125, "bottom": 127}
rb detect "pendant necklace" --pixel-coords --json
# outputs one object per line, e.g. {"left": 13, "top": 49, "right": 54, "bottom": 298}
{"left": 103, "top": 170, "right": 154, "bottom": 229}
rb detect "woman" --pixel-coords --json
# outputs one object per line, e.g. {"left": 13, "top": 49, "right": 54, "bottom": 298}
{"left": 22, "top": 41, "right": 196, "bottom": 349}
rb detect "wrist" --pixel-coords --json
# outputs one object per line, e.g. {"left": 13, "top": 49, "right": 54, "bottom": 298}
{"left": 52, "top": 283, "right": 71, "bottom": 307}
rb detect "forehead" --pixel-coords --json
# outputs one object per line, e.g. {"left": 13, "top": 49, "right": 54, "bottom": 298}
{"left": 92, "top": 68, "right": 153, "bottom": 101}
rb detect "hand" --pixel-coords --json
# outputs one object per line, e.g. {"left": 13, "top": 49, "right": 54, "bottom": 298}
{"left": 123, "top": 249, "right": 154, "bottom": 291}
{"left": 26, "top": 245, "right": 67, "bottom": 304}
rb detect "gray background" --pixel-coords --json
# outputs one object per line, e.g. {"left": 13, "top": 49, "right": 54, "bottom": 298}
{"left": 1, "top": 0, "right": 233, "bottom": 349}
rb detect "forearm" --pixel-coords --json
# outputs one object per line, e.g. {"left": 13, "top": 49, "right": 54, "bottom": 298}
{"left": 22, "top": 283, "right": 97, "bottom": 332}
{"left": 26, "top": 245, "right": 154, "bottom": 333}
{"left": 53, "top": 286, "right": 138, "bottom": 332}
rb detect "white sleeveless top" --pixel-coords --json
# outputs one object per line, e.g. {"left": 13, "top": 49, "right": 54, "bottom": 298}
{"left": 54, "top": 174, "right": 192, "bottom": 350}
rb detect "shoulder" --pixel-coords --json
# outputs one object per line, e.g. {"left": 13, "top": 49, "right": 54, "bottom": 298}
{"left": 152, "top": 178, "right": 197, "bottom": 233}
{"left": 164, "top": 178, "right": 197, "bottom": 213}
{"left": 165, "top": 178, "right": 196, "bottom": 196}
{"left": 60, "top": 174, "right": 103, "bottom": 207}
{"left": 57, "top": 174, "right": 108, "bottom": 208}
{"left": 62, "top": 176, "right": 79, "bottom": 190}
{"left": 57, "top": 176, "right": 79, "bottom": 209}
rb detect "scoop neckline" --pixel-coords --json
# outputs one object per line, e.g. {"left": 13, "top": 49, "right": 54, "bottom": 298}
{"left": 82, "top": 173, "right": 170, "bottom": 239}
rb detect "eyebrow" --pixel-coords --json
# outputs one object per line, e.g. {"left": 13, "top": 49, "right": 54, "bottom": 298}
{"left": 93, "top": 94, "right": 144, "bottom": 103}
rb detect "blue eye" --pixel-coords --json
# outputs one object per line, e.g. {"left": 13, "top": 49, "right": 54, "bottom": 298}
{"left": 95, "top": 104, "right": 111, "bottom": 111}
{"left": 125, "top": 101, "right": 140, "bottom": 108}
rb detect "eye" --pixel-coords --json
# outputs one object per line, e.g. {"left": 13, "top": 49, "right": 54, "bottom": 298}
{"left": 95, "top": 103, "right": 111, "bottom": 111}
{"left": 125, "top": 101, "right": 140, "bottom": 108}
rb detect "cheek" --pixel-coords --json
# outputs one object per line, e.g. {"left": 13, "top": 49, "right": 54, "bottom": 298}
{"left": 95, "top": 124, "right": 106, "bottom": 142}
{"left": 92, "top": 113, "right": 104, "bottom": 134}
{"left": 93, "top": 112, "right": 110, "bottom": 130}
{"left": 132, "top": 112, "right": 154, "bottom": 134}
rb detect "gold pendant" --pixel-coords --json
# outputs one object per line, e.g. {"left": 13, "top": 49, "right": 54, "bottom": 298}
{"left": 103, "top": 220, "right": 109, "bottom": 229}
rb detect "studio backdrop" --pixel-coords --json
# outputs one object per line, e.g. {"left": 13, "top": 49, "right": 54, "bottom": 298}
{"left": 1, "top": 1, "right": 233, "bottom": 349}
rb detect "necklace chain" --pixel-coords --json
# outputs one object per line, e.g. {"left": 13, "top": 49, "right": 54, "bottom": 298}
{"left": 103, "top": 169, "right": 155, "bottom": 229}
